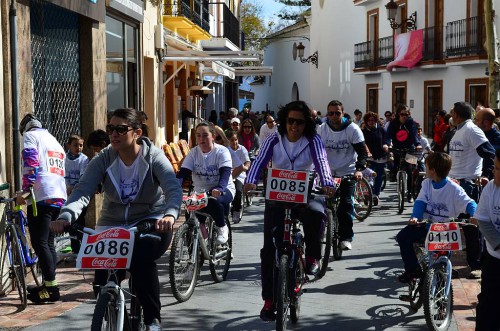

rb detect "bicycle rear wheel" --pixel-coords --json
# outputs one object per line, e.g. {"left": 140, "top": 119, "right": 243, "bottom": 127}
{"left": 397, "top": 172, "right": 406, "bottom": 214}
{"left": 209, "top": 217, "right": 232, "bottom": 282}
{"left": 276, "top": 254, "right": 290, "bottom": 331}
{"left": 331, "top": 212, "right": 343, "bottom": 260}
{"left": 290, "top": 255, "right": 304, "bottom": 324}
{"left": 91, "top": 292, "right": 118, "bottom": 331}
{"left": 317, "top": 209, "right": 333, "bottom": 278}
{"left": 423, "top": 264, "right": 453, "bottom": 331}
{"left": 169, "top": 223, "right": 199, "bottom": 302}
{"left": 354, "top": 177, "right": 373, "bottom": 221}
{"left": 7, "top": 225, "right": 27, "bottom": 308}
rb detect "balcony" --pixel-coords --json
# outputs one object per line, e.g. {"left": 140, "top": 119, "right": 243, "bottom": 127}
{"left": 378, "top": 36, "right": 394, "bottom": 66}
{"left": 201, "top": 3, "right": 240, "bottom": 51}
{"left": 354, "top": 36, "right": 393, "bottom": 69}
{"left": 446, "top": 16, "right": 486, "bottom": 58}
{"left": 422, "top": 26, "right": 444, "bottom": 61}
{"left": 162, "top": 0, "right": 211, "bottom": 43}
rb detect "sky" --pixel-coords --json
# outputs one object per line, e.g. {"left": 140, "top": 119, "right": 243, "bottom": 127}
{"left": 259, "top": 1, "right": 287, "bottom": 23}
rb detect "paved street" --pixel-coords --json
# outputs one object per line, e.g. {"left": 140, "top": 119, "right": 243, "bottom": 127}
{"left": 0, "top": 182, "right": 479, "bottom": 330}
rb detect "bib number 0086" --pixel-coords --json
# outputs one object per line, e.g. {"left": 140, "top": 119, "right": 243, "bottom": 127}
{"left": 83, "top": 240, "right": 130, "bottom": 256}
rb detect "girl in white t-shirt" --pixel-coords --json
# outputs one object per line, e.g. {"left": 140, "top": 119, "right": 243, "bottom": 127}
{"left": 227, "top": 130, "right": 251, "bottom": 223}
{"left": 396, "top": 152, "right": 476, "bottom": 283}
{"left": 177, "top": 123, "right": 234, "bottom": 244}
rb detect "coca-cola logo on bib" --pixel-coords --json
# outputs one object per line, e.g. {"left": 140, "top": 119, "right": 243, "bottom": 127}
{"left": 91, "top": 258, "right": 119, "bottom": 268}
{"left": 396, "top": 129, "right": 409, "bottom": 142}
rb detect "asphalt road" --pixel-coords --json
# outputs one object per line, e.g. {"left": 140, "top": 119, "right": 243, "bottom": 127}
{"left": 26, "top": 183, "right": 458, "bottom": 331}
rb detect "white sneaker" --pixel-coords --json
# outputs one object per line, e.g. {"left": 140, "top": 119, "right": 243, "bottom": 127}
{"left": 216, "top": 225, "right": 229, "bottom": 244}
{"left": 146, "top": 319, "right": 162, "bottom": 331}
{"left": 232, "top": 211, "right": 241, "bottom": 224}
{"left": 341, "top": 241, "right": 352, "bottom": 250}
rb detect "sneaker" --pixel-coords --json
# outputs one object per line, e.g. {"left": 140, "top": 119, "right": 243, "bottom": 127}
{"left": 373, "top": 195, "right": 379, "bottom": 206}
{"left": 232, "top": 211, "right": 241, "bottom": 224}
{"left": 27, "top": 285, "right": 60, "bottom": 303}
{"left": 306, "top": 256, "right": 319, "bottom": 276}
{"left": 341, "top": 241, "right": 352, "bottom": 250}
{"left": 467, "top": 269, "right": 481, "bottom": 279}
{"left": 216, "top": 225, "right": 229, "bottom": 244}
{"left": 407, "top": 194, "right": 414, "bottom": 203}
{"left": 397, "top": 269, "right": 423, "bottom": 283}
{"left": 451, "top": 269, "right": 460, "bottom": 279}
{"left": 260, "top": 299, "right": 276, "bottom": 321}
{"left": 146, "top": 318, "right": 162, "bottom": 331}
{"left": 27, "top": 284, "right": 44, "bottom": 294}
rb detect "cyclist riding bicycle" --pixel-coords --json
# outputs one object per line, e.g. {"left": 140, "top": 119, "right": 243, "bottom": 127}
{"left": 317, "top": 100, "right": 368, "bottom": 250}
{"left": 385, "top": 104, "right": 422, "bottom": 203}
{"left": 51, "top": 108, "right": 183, "bottom": 331}
{"left": 243, "top": 100, "right": 335, "bottom": 322}
{"left": 396, "top": 152, "right": 476, "bottom": 283}
{"left": 177, "top": 122, "right": 234, "bottom": 244}
{"left": 17, "top": 113, "right": 67, "bottom": 304}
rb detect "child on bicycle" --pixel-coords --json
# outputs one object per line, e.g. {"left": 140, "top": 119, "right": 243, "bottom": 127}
{"left": 396, "top": 152, "right": 477, "bottom": 283}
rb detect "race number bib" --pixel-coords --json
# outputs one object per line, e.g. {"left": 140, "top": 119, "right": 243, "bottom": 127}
{"left": 77, "top": 228, "right": 135, "bottom": 269}
{"left": 266, "top": 169, "right": 310, "bottom": 204}
{"left": 425, "top": 223, "right": 462, "bottom": 251}
{"left": 183, "top": 192, "right": 208, "bottom": 211}
{"left": 47, "top": 151, "right": 65, "bottom": 176}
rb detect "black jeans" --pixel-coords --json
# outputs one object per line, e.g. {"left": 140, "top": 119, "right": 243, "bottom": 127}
{"left": 94, "top": 224, "right": 171, "bottom": 325}
{"left": 260, "top": 198, "right": 324, "bottom": 300}
{"left": 232, "top": 180, "right": 243, "bottom": 212}
{"left": 459, "top": 179, "right": 483, "bottom": 270}
{"left": 27, "top": 204, "right": 60, "bottom": 282}
{"left": 476, "top": 251, "right": 500, "bottom": 330}
{"left": 337, "top": 177, "right": 355, "bottom": 241}
{"left": 198, "top": 188, "right": 233, "bottom": 227}
{"left": 396, "top": 224, "right": 428, "bottom": 272}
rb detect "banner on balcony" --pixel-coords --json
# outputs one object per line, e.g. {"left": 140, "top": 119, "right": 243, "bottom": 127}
{"left": 387, "top": 30, "right": 423, "bottom": 72}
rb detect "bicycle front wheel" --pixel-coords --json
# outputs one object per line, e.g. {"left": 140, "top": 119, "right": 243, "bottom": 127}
{"left": 91, "top": 292, "right": 118, "bottom": 331}
{"left": 276, "top": 254, "right": 290, "bottom": 331}
{"left": 209, "top": 217, "right": 232, "bottom": 282}
{"left": 290, "top": 254, "right": 304, "bottom": 324}
{"left": 397, "top": 172, "right": 406, "bottom": 214}
{"left": 169, "top": 223, "right": 199, "bottom": 302}
{"left": 422, "top": 264, "right": 454, "bottom": 331}
{"left": 7, "top": 225, "right": 27, "bottom": 308}
{"left": 354, "top": 177, "right": 373, "bottom": 221}
{"left": 317, "top": 209, "right": 333, "bottom": 278}
{"left": 331, "top": 211, "right": 343, "bottom": 260}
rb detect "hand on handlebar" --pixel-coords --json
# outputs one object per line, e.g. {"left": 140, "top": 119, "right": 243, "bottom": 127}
{"left": 15, "top": 192, "right": 26, "bottom": 206}
{"left": 50, "top": 219, "right": 71, "bottom": 234}
{"left": 321, "top": 186, "right": 336, "bottom": 197}
{"left": 354, "top": 171, "right": 363, "bottom": 181}
{"left": 408, "top": 217, "right": 419, "bottom": 225}
{"left": 156, "top": 216, "right": 175, "bottom": 233}
{"left": 211, "top": 188, "right": 222, "bottom": 197}
{"left": 244, "top": 183, "right": 256, "bottom": 193}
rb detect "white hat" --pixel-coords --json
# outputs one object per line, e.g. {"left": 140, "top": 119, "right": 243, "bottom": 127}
{"left": 231, "top": 118, "right": 240, "bottom": 124}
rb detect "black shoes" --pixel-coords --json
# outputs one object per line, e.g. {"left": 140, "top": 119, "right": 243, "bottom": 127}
{"left": 397, "top": 269, "right": 423, "bottom": 283}
{"left": 27, "top": 285, "right": 60, "bottom": 303}
{"left": 260, "top": 299, "right": 276, "bottom": 321}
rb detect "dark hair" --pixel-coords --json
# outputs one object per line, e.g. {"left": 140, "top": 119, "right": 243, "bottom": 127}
{"left": 108, "top": 108, "right": 149, "bottom": 137}
{"left": 225, "top": 129, "right": 238, "bottom": 139}
{"left": 67, "top": 134, "right": 83, "bottom": 145}
{"left": 363, "top": 111, "right": 378, "bottom": 124}
{"left": 438, "top": 110, "right": 447, "bottom": 118}
{"left": 354, "top": 109, "right": 362, "bottom": 115}
{"left": 239, "top": 119, "right": 256, "bottom": 135}
{"left": 195, "top": 121, "right": 215, "bottom": 136}
{"left": 396, "top": 104, "right": 408, "bottom": 115}
{"left": 327, "top": 100, "right": 344, "bottom": 112}
{"left": 453, "top": 102, "right": 474, "bottom": 120}
{"left": 496, "top": 149, "right": 500, "bottom": 160}
{"left": 384, "top": 111, "right": 392, "bottom": 117}
{"left": 87, "top": 129, "right": 110, "bottom": 148}
{"left": 277, "top": 100, "right": 316, "bottom": 139}
{"left": 425, "top": 152, "right": 452, "bottom": 179}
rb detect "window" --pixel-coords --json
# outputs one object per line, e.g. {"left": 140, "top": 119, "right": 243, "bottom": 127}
{"left": 366, "top": 84, "right": 378, "bottom": 114}
{"left": 424, "top": 80, "right": 443, "bottom": 137}
{"left": 465, "top": 78, "right": 488, "bottom": 108}
{"left": 367, "top": 9, "right": 379, "bottom": 66}
{"left": 392, "top": 81, "right": 407, "bottom": 112}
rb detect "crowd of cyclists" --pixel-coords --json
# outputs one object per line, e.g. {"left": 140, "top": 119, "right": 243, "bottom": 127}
{"left": 13, "top": 99, "right": 500, "bottom": 330}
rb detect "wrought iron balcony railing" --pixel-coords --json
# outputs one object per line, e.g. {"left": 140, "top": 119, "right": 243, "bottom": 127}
{"left": 163, "top": 0, "right": 210, "bottom": 33}
{"left": 422, "top": 26, "right": 444, "bottom": 61}
{"left": 446, "top": 15, "right": 486, "bottom": 58}
{"left": 354, "top": 41, "right": 374, "bottom": 68}
{"left": 378, "top": 36, "right": 393, "bottom": 66}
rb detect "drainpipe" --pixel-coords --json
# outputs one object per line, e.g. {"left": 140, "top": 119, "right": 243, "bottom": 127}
{"left": 10, "top": 0, "right": 21, "bottom": 191}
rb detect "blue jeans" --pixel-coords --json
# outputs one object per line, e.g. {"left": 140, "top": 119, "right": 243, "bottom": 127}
{"left": 199, "top": 188, "right": 233, "bottom": 227}
{"left": 396, "top": 224, "right": 429, "bottom": 272}
{"left": 369, "top": 162, "right": 386, "bottom": 196}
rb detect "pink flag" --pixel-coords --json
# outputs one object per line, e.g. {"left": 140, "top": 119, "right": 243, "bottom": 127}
{"left": 387, "top": 30, "right": 423, "bottom": 71}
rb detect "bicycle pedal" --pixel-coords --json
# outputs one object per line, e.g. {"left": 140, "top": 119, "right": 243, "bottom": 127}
{"left": 399, "top": 294, "right": 412, "bottom": 302}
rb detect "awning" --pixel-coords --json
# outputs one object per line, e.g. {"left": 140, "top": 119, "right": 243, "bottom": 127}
{"left": 203, "top": 64, "right": 273, "bottom": 78}
{"left": 239, "top": 89, "right": 254, "bottom": 99}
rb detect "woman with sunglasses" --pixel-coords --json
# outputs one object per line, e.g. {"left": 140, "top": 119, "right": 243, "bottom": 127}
{"left": 385, "top": 104, "right": 422, "bottom": 203}
{"left": 51, "top": 108, "right": 182, "bottom": 330}
{"left": 238, "top": 119, "right": 260, "bottom": 158}
{"left": 177, "top": 122, "right": 234, "bottom": 242}
{"left": 243, "top": 100, "right": 335, "bottom": 321}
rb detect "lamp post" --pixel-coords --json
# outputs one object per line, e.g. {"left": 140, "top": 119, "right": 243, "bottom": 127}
{"left": 294, "top": 42, "right": 318, "bottom": 68}
{"left": 385, "top": 0, "right": 417, "bottom": 31}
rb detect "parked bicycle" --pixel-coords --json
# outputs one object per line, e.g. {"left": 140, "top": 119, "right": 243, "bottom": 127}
{"left": 169, "top": 191, "right": 232, "bottom": 302}
{"left": 73, "top": 221, "right": 158, "bottom": 331}
{"left": 399, "top": 218, "right": 473, "bottom": 331}
{"left": 0, "top": 183, "right": 43, "bottom": 309}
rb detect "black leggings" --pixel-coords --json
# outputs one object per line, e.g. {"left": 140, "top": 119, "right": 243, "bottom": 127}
{"left": 27, "top": 204, "right": 60, "bottom": 282}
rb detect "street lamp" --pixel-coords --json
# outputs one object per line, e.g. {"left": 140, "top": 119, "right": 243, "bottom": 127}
{"left": 294, "top": 42, "right": 318, "bottom": 69}
{"left": 385, "top": 0, "right": 417, "bottom": 31}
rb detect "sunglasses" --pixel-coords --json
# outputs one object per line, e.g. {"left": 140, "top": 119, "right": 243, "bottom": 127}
{"left": 231, "top": 123, "right": 239, "bottom": 126}
{"left": 328, "top": 111, "right": 342, "bottom": 116}
{"left": 106, "top": 124, "right": 133, "bottom": 135}
{"left": 399, "top": 113, "right": 409, "bottom": 117}
{"left": 243, "top": 126, "right": 252, "bottom": 129}
{"left": 287, "top": 117, "right": 306, "bottom": 126}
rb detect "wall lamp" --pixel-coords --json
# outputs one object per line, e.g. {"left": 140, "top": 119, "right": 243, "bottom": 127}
{"left": 174, "top": 76, "right": 181, "bottom": 88}
{"left": 293, "top": 42, "right": 318, "bottom": 68}
{"left": 385, "top": 0, "right": 417, "bottom": 31}
{"left": 187, "top": 77, "right": 193, "bottom": 88}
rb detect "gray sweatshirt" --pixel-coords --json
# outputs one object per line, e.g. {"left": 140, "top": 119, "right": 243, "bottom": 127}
{"left": 58, "top": 137, "right": 182, "bottom": 226}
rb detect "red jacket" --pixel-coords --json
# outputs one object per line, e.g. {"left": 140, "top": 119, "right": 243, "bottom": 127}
{"left": 433, "top": 117, "right": 448, "bottom": 145}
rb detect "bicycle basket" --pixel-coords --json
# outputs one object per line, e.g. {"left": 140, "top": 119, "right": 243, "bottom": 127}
{"left": 404, "top": 153, "right": 418, "bottom": 165}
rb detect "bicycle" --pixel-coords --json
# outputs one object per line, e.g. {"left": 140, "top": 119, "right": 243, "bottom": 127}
{"left": 324, "top": 176, "right": 348, "bottom": 262}
{"left": 390, "top": 148, "right": 419, "bottom": 214}
{"left": 169, "top": 191, "right": 232, "bottom": 302}
{"left": 399, "top": 218, "right": 473, "bottom": 331}
{"left": 353, "top": 170, "right": 374, "bottom": 221}
{"left": 0, "top": 183, "right": 43, "bottom": 309}
{"left": 73, "top": 221, "right": 158, "bottom": 331}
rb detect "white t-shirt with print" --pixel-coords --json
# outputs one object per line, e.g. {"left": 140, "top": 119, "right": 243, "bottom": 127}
{"left": 182, "top": 144, "right": 236, "bottom": 197}
{"left": 474, "top": 180, "right": 500, "bottom": 259}
{"left": 232, "top": 145, "right": 250, "bottom": 183}
{"left": 65, "top": 153, "right": 89, "bottom": 188}
{"left": 119, "top": 155, "right": 141, "bottom": 204}
{"left": 449, "top": 120, "right": 489, "bottom": 180}
{"left": 317, "top": 122, "right": 364, "bottom": 177}
{"left": 416, "top": 178, "right": 473, "bottom": 222}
